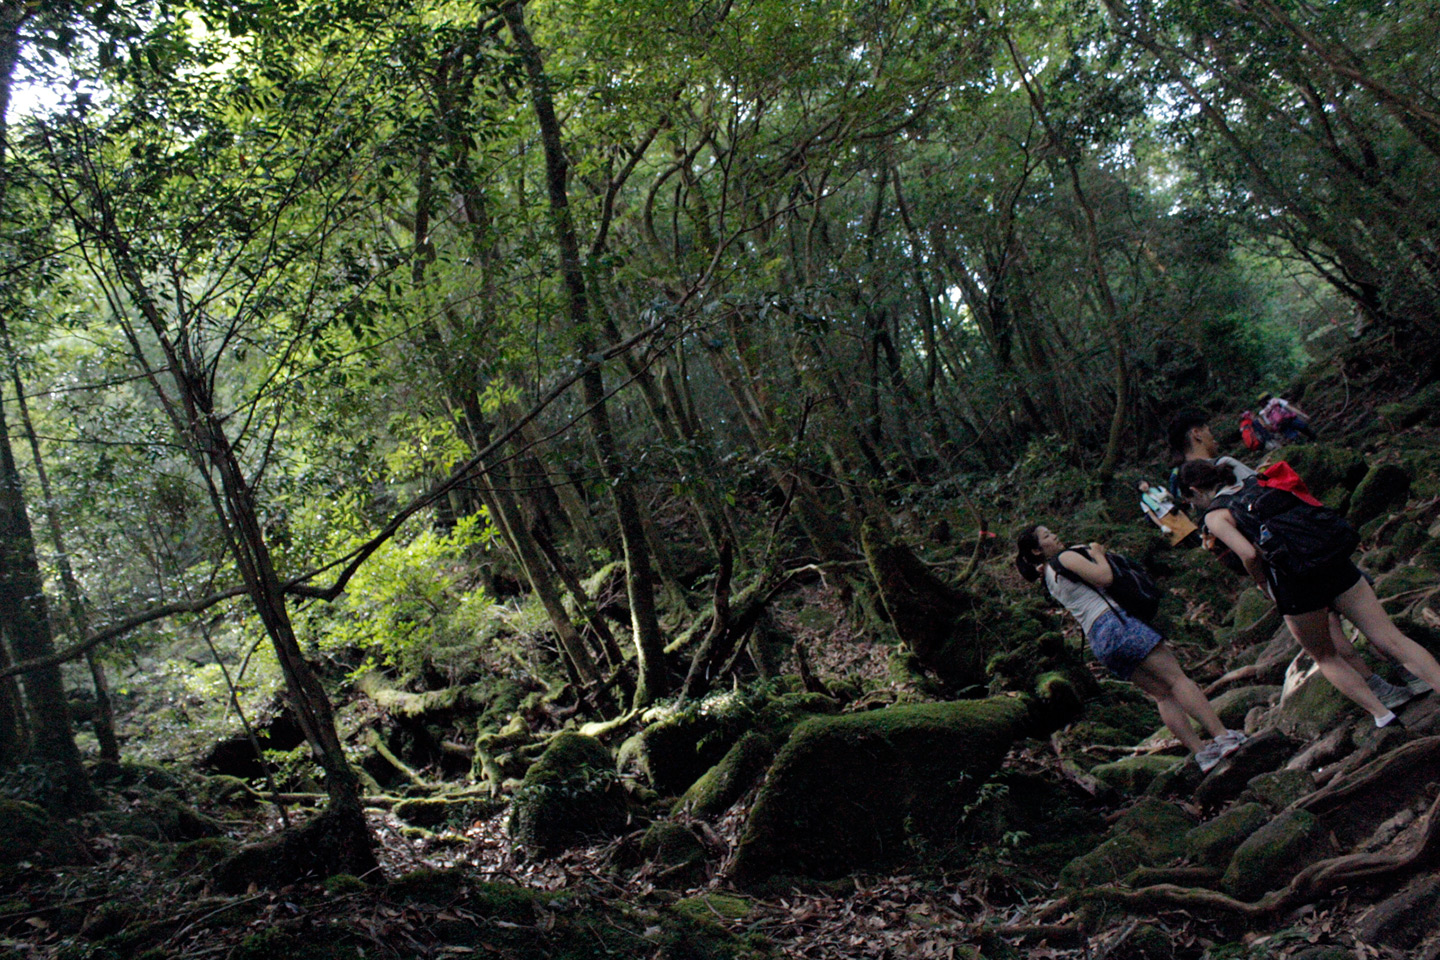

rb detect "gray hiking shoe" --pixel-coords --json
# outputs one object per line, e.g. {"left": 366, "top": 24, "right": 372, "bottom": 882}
{"left": 1195, "top": 740, "right": 1225, "bottom": 774}
{"left": 1367, "top": 673, "right": 1415, "bottom": 711}
{"left": 1397, "top": 667, "right": 1433, "bottom": 697}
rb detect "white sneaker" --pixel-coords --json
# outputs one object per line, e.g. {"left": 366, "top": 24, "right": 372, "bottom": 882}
{"left": 1367, "top": 673, "right": 1415, "bottom": 711}
{"left": 1195, "top": 741, "right": 1224, "bottom": 773}
{"left": 1215, "top": 729, "right": 1248, "bottom": 759}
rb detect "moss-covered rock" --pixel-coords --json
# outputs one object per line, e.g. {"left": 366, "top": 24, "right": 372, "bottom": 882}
{"left": 1274, "top": 670, "right": 1356, "bottom": 739}
{"left": 1240, "top": 769, "right": 1315, "bottom": 811}
{"left": 617, "top": 689, "right": 764, "bottom": 796}
{"left": 92, "top": 795, "right": 222, "bottom": 843}
{"left": 1221, "top": 808, "right": 1337, "bottom": 900}
{"left": 1090, "top": 756, "right": 1183, "bottom": 796}
{"left": 1209, "top": 686, "right": 1279, "bottom": 730}
{"left": 1184, "top": 802, "right": 1269, "bottom": 867}
{"left": 1194, "top": 729, "right": 1298, "bottom": 810}
{"left": 1378, "top": 381, "right": 1440, "bottom": 429}
{"left": 1281, "top": 444, "right": 1368, "bottom": 508}
{"left": 510, "top": 732, "right": 628, "bottom": 856}
{"left": 1059, "top": 799, "right": 1195, "bottom": 888}
{"left": 0, "top": 798, "right": 84, "bottom": 873}
{"left": 674, "top": 732, "right": 777, "bottom": 819}
{"left": 1348, "top": 463, "right": 1412, "bottom": 527}
{"left": 1127, "top": 923, "right": 1176, "bottom": 959}
{"left": 731, "top": 696, "right": 1034, "bottom": 881}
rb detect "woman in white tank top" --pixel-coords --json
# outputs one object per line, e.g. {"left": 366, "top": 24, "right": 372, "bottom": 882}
{"left": 1016, "top": 524, "right": 1244, "bottom": 773}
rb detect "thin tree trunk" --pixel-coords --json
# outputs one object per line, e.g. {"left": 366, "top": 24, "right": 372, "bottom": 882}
{"left": 5, "top": 348, "right": 120, "bottom": 761}
{"left": 504, "top": 0, "right": 669, "bottom": 706}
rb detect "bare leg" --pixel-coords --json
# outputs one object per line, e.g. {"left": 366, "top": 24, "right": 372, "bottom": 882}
{"left": 1328, "top": 611, "right": 1375, "bottom": 678}
{"left": 1130, "top": 642, "right": 1227, "bottom": 746}
{"left": 1131, "top": 668, "right": 1206, "bottom": 754}
{"left": 1333, "top": 577, "right": 1440, "bottom": 692}
{"left": 1286, "top": 608, "right": 1390, "bottom": 719}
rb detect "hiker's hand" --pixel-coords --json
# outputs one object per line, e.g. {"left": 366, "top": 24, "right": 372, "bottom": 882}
{"left": 1088, "top": 541, "right": 1107, "bottom": 557}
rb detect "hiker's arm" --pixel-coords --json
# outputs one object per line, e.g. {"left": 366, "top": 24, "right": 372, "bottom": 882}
{"left": 1206, "top": 511, "right": 1269, "bottom": 596}
{"left": 1058, "top": 547, "right": 1114, "bottom": 588}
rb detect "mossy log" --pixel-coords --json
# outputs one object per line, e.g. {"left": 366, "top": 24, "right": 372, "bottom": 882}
{"left": 353, "top": 672, "right": 493, "bottom": 721}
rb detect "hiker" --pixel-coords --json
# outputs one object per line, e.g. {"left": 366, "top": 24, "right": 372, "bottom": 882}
{"left": 1016, "top": 525, "right": 1246, "bottom": 772}
{"left": 1178, "top": 459, "right": 1440, "bottom": 727}
{"left": 1259, "top": 393, "right": 1317, "bottom": 443}
{"left": 1139, "top": 480, "right": 1198, "bottom": 546}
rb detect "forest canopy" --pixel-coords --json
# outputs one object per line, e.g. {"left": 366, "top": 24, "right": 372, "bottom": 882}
{"left": 1, "top": 0, "right": 1439, "bottom": 943}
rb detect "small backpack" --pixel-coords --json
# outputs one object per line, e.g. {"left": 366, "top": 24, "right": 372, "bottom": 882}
{"left": 1050, "top": 547, "right": 1163, "bottom": 624}
{"left": 1239, "top": 411, "right": 1271, "bottom": 452}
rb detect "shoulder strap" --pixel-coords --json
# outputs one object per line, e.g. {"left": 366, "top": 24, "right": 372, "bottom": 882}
{"left": 1048, "top": 547, "right": 1123, "bottom": 618}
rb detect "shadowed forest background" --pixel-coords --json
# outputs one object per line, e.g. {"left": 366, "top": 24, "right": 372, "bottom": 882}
{"left": 3, "top": 1, "right": 1440, "bottom": 958}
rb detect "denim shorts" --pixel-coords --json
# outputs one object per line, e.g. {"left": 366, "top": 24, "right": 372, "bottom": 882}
{"left": 1088, "top": 610, "right": 1164, "bottom": 680}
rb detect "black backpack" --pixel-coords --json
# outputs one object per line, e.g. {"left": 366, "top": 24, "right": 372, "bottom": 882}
{"left": 1209, "top": 481, "right": 1358, "bottom": 579}
{"left": 1050, "top": 547, "right": 1163, "bottom": 624}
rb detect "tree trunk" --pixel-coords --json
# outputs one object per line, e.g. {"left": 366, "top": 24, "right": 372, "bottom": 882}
{"left": 5, "top": 347, "right": 120, "bottom": 761}
{"left": 0, "top": 380, "right": 95, "bottom": 808}
{"left": 504, "top": 0, "right": 669, "bottom": 707}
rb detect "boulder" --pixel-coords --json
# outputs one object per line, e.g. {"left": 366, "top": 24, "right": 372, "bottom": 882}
{"left": 0, "top": 799, "right": 85, "bottom": 874}
{"left": 1378, "top": 381, "right": 1440, "bottom": 429}
{"left": 1184, "top": 802, "right": 1269, "bottom": 867}
{"left": 1059, "top": 799, "right": 1195, "bottom": 888}
{"left": 509, "top": 732, "right": 629, "bottom": 856}
{"left": 1348, "top": 463, "right": 1411, "bottom": 527}
{"left": 1275, "top": 668, "right": 1355, "bottom": 739}
{"left": 1221, "top": 808, "right": 1338, "bottom": 900}
{"left": 673, "top": 731, "right": 777, "bottom": 819}
{"left": 731, "top": 695, "right": 1034, "bottom": 882}
{"left": 1209, "top": 686, "right": 1279, "bottom": 729}
{"left": 1240, "top": 769, "right": 1315, "bottom": 811}
{"left": 1090, "top": 756, "right": 1182, "bottom": 796}
{"left": 1194, "top": 730, "right": 1298, "bottom": 810}
{"left": 617, "top": 690, "right": 761, "bottom": 796}
{"left": 1280, "top": 444, "right": 1367, "bottom": 510}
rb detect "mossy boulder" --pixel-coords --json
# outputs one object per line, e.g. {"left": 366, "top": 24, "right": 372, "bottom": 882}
{"left": 1275, "top": 670, "right": 1357, "bottom": 739}
{"left": 1241, "top": 769, "right": 1315, "bottom": 811}
{"left": 731, "top": 696, "right": 1034, "bottom": 882}
{"left": 1090, "top": 756, "right": 1183, "bottom": 796}
{"left": 92, "top": 795, "right": 223, "bottom": 842}
{"left": 1221, "top": 808, "right": 1337, "bottom": 900}
{"left": 510, "top": 732, "right": 629, "bottom": 856}
{"left": 617, "top": 690, "right": 762, "bottom": 796}
{"left": 674, "top": 732, "right": 777, "bottom": 819}
{"left": 658, "top": 894, "right": 766, "bottom": 960}
{"left": 1348, "top": 463, "right": 1412, "bottom": 527}
{"left": 1059, "top": 799, "right": 1195, "bottom": 888}
{"left": 1280, "top": 444, "right": 1367, "bottom": 508}
{"left": 1184, "top": 802, "right": 1269, "bottom": 867}
{"left": 1378, "top": 381, "right": 1440, "bottom": 429}
{"left": 1194, "top": 730, "right": 1298, "bottom": 810}
{"left": 1209, "top": 686, "right": 1279, "bottom": 729}
{"left": 0, "top": 799, "right": 84, "bottom": 873}
{"left": 1081, "top": 682, "right": 1164, "bottom": 745}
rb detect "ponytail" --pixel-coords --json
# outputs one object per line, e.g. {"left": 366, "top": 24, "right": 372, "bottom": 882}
{"left": 1015, "top": 525, "right": 1044, "bottom": 582}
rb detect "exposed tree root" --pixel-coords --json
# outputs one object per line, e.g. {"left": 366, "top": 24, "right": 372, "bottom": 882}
{"left": 1036, "top": 736, "right": 1440, "bottom": 921}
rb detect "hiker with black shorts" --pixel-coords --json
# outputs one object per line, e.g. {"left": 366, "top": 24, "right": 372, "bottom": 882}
{"left": 1179, "top": 459, "right": 1440, "bottom": 728}
{"left": 1167, "top": 410, "right": 1424, "bottom": 708}
{"left": 1016, "top": 525, "right": 1247, "bottom": 772}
